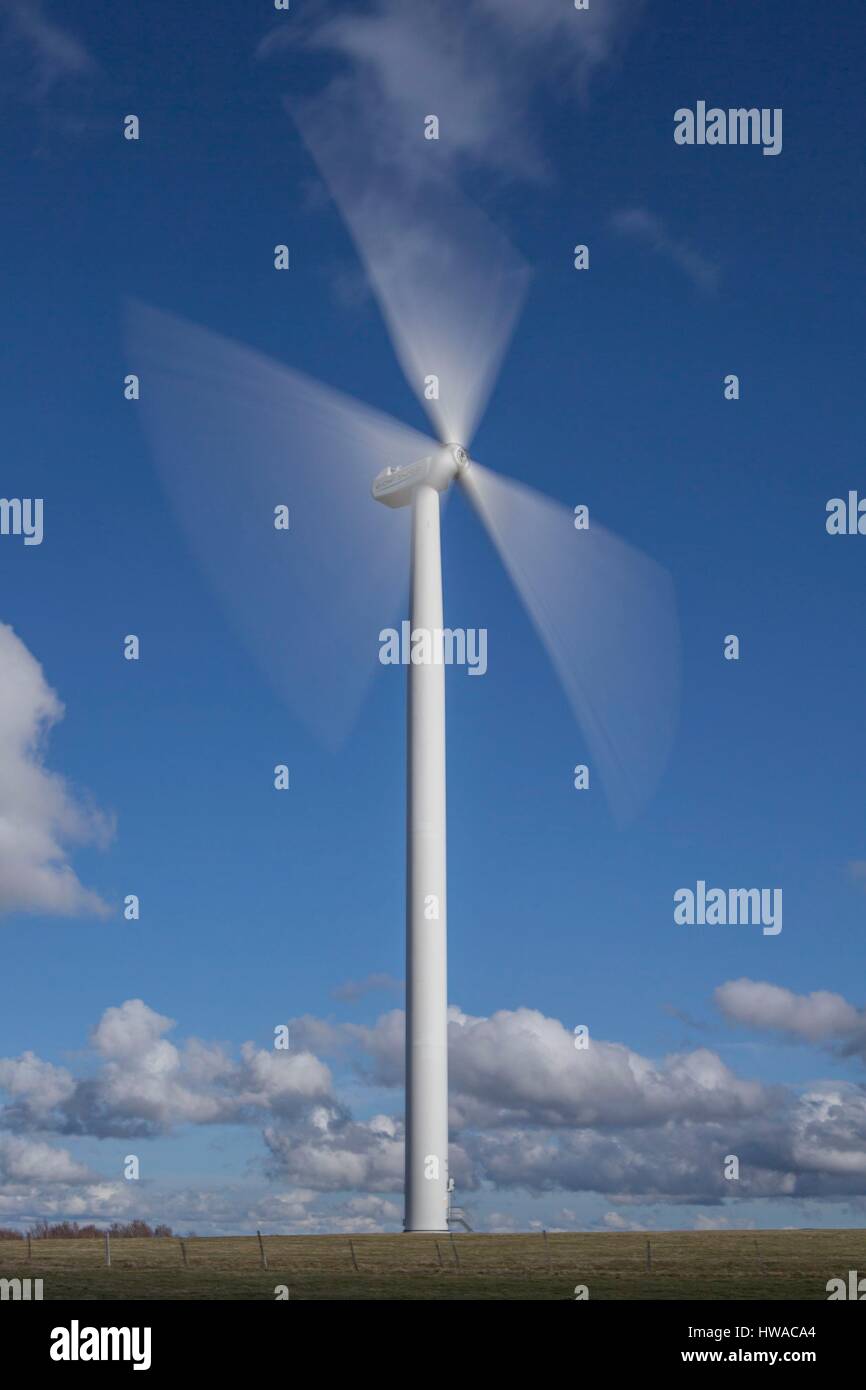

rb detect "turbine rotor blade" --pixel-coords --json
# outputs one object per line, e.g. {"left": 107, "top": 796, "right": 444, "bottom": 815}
{"left": 293, "top": 100, "right": 531, "bottom": 448}
{"left": 127, "top": 301, "right": 438, "bottom": 748}
{"left": 462, "top": 463, "right": 680, "bottom": 823}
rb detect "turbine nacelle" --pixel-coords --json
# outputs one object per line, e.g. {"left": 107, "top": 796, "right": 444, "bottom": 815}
{"left": 372, "top": 444, "right": 469, "bottom": 509}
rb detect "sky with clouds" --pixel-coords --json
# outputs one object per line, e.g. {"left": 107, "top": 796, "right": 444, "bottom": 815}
{"left": 2, "top": 0, "right": 866, "bottom": 1236}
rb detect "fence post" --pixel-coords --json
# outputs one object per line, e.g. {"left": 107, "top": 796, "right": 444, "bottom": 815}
{"left": 349, "top": 1240, "right": 359, "bottom": 1273}
{"left": 257, "top": 1229, "right": 269, "bottom": 1270}
{"left": 543, "top": 1229, "right": 552, "bottom": 1272}
{"left": 27, "top": 1233, "right": 32, "bottom": 1261}
{"left": 104, "top": 1231, "right": 111, "bottom": 1267}
{"left": 449, "top": 1232, "right": 460, "bottom": 1269}
{"left": 180, "top": 1240, "right": 189, "bottom": 1267}
{"left": 435, "top": 1240, "right": 444, "bottom": 1269}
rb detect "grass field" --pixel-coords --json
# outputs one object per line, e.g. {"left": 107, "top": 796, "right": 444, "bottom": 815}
{"left": 1, "top": 1228, "right": 863, "bottom": 1300}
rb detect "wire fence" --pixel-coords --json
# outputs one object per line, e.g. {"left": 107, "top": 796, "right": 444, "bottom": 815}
{"left": 0, "top": 1227, "right": 861, "bottom": 1294}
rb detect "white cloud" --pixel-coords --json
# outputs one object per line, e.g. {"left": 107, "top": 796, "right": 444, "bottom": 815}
{"left": 611, "top": 207, "right": 719, "bottom": 292}
{"left": 0, "top": 1134, "right": 91, "bottom": 1185}
{"left": 715, "top": 978, "right": 866, "bottom": 1054}
{"left": 345, "top": 1004, "right": 769, "bottom": 1129}
{"left": 261, "top": 0, "right": 643, "bottom": 182}
{"left": 788, "top": 1084, "right": 866, "bottom": 1178}
{"left": 0, "top": 1176, "right": 402, "bottom": 1236}
{"left": 281, "top": 1002, "right": 866, "bottom": 1203}
{"left": 263, "top": 1110, "right": 405, "bottom": 1193}
{"left": 602, "top": 1210, "right": 647, "bottom": 1231}
{"left": 1, "top": 998, "right": 335, "bottom": 1137}
{"left": 0, "top": 622, "right": 112, "bottom": 918}
{"left": 7, "top": 991, "right": 866, "bottom": 1225}
{"left": 0, "top": 1051, "right": 75, "bottom": 1122}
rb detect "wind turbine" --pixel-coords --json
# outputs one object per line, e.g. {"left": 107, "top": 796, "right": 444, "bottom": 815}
{"left": 129, "top": 120, "right": 679, "bottom": 1235}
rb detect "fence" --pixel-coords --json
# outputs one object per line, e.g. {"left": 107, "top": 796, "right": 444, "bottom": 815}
{"left": 0, "top": 1228, "right": 860, "bottom": 1299}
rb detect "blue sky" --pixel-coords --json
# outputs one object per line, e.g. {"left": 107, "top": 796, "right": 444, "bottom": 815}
{"left": 2, "top": 0, "right": 866, "bottom": 1236}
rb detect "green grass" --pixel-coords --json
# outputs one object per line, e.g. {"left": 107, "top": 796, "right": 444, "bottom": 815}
{"left": 1, "top": 1229, "right": 863, "bottom": 1300}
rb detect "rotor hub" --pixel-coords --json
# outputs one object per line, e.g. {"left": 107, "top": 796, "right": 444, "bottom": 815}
{"left": 372, "top": 444, "right": 469, "bottom": 508}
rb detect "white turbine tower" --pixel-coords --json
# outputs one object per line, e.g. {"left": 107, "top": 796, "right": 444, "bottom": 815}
{"left": 129, "top": 123, "right": 680, "bottom": 1235}
{"left": 374, "top": 442, "right": 469, "bottom": 1230}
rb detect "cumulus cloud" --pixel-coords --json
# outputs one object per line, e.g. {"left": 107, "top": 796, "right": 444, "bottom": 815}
{"left": 0, "top": 1173, "right": 402, "bottom": 1236}
{"left": 0, "top": 622, "right": 112, "bottom": 918}
{"left": 715, "top": 978, "right": 866, "bottom": 1058}
{"left": 263, "top": 1108, "right": 405, "bottom": 1193}
{"left": 287, "top": 1002, "right": 866, "bottom": 1204}
{"left": 0, "top": 999, "right": 335, "bottom": 1138}
{"left": 288, "top": 1014, "right": 347, "bottom": 1058}
{"left": 0, "top": 1134, "right": 92, "bottom": 1185}
{"left": 611, "top": 207, "right": 720, "bottom": 292}
{"left": 7, "top": 992, "right": 866, "bottom": 1224}
{"left": 788, "top": 1084, "right": 866, "bottom": 1180}
{"left": 344, "top": 1005, "right": 770, "bottom": 1130}
{"left": 459, "top": 1084, "right": 866, "bottom": 1205}
{"left": 0, "top": 1051, "right": 76, "bottom": 1125}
